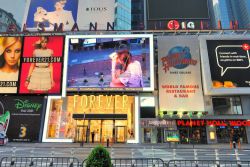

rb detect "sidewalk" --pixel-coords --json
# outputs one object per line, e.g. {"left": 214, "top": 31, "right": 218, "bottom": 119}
{"left": 4, "top": 142, "right": 250, "bottom": 149}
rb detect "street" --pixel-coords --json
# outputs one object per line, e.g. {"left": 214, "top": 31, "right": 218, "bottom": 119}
{"left": 1, "top": 143, "right": 250, "bottom": 163}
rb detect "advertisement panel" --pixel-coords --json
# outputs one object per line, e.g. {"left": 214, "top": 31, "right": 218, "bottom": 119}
{"left": 19, "top": 36, "right": 64, "bottom": 95}
{"left": 200, "top": 35, "right": 250, "bottom": 95}
{"left": 147, "top": 0, "right": 209, "bottom": 20}
{"left": 23, "top": 0, "right": 79, "bottom": 31}
{"left": 0, "top": 96, "right": 45, "bottom": 142}
{"left": 0, "top": 37, "right": 23, "bottom": 94}
{"left": 77, "top": 0, "right": 115, "bottom": 30}
{"left": 64, "top": 35, "right": 154, "bottom": 92}
{"left": 158, "top": 36, "right": 204, "bottom": 111}
{"left": 23, "top": 0, "right": 117, "bottom": 31}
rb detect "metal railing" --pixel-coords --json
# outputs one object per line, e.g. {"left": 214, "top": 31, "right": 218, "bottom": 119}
{"left": 82, "top": 158, "right": 166, "bottom": 167}
{"left": 0, "top": 157, "right": 81, "bottom": 167}
{"left": 166, "top": 160, "right": 250, "bottom": 167}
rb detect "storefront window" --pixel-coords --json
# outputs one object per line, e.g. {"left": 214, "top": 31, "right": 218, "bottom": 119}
{"left": 178, "top": 127, "right": 207, "bottom": 144}
{"left": 212, "top": 97, "right": 243, "bottom": 115}
{"left": 216, "top": 126, "right": 248, "bottom": 143}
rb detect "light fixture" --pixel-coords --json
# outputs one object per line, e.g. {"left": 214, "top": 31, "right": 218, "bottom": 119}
{"left": 193, "top": 111, "right": 198, "bottom": 115}
{"left": 203, "top": 111, "right": 208, "bottom": 116}
{"left": 183, "top": 111, "right": 188, "bottom": 115}
{"left": 209, "top": 131, "right": 215, "bottom": 140}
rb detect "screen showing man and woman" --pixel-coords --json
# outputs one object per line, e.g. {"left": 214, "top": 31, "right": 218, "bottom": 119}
{"left": 66, "top": 36, "right": 153, "bottom": 91}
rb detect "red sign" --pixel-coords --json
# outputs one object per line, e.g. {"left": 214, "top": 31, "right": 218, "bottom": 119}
{"left": 177, "top": 120, "right": 250, "bottom": 127}
{"left": 167, "top": 20, "right": 180, "bottom": 30}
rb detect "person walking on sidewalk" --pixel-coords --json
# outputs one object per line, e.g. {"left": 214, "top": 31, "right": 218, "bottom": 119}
{"left": 232, "top": 131, "right": 240, "bottom": 149}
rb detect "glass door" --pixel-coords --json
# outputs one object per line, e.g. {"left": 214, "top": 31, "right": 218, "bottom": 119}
{"left": 76, "top": 125, "right": 88, "bottom": 143}
{"left": 101, "top": 120, "right": 114, "bottom": 143}
{"left": 89, "top": 120, "right": 101, "bottom": 143}
{"left": 115, "top": 126, "right": 126, "bottom": 143}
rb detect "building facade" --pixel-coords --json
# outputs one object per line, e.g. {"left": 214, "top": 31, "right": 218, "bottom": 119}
{"left": 0, "top": 8, "right": 20, "bottom": 32}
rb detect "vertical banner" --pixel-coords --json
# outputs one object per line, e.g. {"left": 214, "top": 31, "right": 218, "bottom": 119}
{"left": 77, "top": 0, "right": 115, "bottom": 30}
{"left": 19, "top": 36, "right": 64, "bottom": 95}
{"left": 0, "top": 37, "right": 23, "bottom": 94}
{"left": 24, "top": 0, "right": 78, "bottom": 31}
{"left": 0, "top": 96, "right": 45, "bottom": 142}
{"left": 158, "top": 36, "right": 204, "bottom": 111}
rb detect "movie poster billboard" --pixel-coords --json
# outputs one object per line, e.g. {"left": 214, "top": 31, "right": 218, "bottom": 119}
{"left": 64, "top": 34, "right": 154, "bottom": 92}
{"left": 19, "top": 36, "right": 64, "bottom": 95}
{"left": 200, "top": 35, "right": 250, "bottom": 95}
{"left": 23, "top": 0, "right": 79, "bottom": 31}
{"left": 23, "top": 0, "right": 117, "bottom": 31}
{"left": 158, "top": 36, "right": 204, "bottom": 111}
{"left": 0, "top": 96, "right": 45, "bottom": 142}
{"left": 0, "top": 36, "right": 23, "bottom": 94}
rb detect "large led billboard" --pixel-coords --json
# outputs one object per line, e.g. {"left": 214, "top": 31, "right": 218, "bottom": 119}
{"left": 64, "top": 34, "right": 154, "bottom": 92}
{"left": 200, "top": 35, "right": 250, "bottom": 95}
{"left": 147, "top": 0, "right": 209, "bottom": 20}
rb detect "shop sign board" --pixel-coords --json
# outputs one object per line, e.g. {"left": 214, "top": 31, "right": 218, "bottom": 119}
{"left": 141, "top": 119, "right": 177, "bottom": 129}
{"left": 177, "top": 120, "right": 250, "bottom": 127}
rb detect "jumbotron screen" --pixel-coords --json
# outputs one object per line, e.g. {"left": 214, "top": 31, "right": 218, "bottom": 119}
{"left": 65, "top": 35, "right": 154, "bottom": 91}
{"left": 147, "top": 0, "right": 209, "bottom": 20}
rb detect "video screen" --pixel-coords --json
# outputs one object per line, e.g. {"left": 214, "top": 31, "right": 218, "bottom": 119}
{"left": 66, "top": 35, "right": 154, "bottom": 91}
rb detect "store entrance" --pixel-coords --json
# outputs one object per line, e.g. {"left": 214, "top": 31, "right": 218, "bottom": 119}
{"left": 75, "top": 120, "right": 127, "bottom": 143}
{"left": 178, "top": 127, "right": 207, "bottom": 144}
{"left": 115, "top": 126, "right": 126, "bottom": 143}
{"left": 76, "top": 125, "right": 88, "bottom": 143}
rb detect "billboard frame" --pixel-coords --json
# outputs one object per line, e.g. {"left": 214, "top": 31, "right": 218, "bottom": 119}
{"left": 63, "top": 34, "right": 154, "bottom": 95}
{"left": 199, "top": 35, "right": 250, "bottom": 95}
{"left": 146, "top": 0, "right": 210, "bottom": 21}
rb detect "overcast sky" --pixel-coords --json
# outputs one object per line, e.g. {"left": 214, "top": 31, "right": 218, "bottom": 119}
{"left": 0, "top": 0, "right": 27, "bottom": 26}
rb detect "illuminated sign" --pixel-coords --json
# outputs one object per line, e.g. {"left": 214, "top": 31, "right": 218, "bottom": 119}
{"left": 158, "top": 36, "right": 204, "bottom": 112}
{"left": 65, "top": 34, "right": 154, "bottom": 92}
{"left": 177, "top": 120, "right": 250, "bottom": 127}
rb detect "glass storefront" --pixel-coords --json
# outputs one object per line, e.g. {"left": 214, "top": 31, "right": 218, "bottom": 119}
{"left": 178, "top": 127, "right": 207, "bottom": 144}
{"left": 45, "top": 95, "right": 135, "bottom": 143}
{"left": 216, "top": 126, "right": 248, "bottom": 143}
{"left": 141, "top": 119, "right": 177, "bottom": 143}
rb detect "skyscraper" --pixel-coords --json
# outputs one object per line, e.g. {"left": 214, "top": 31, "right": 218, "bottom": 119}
{"left": 231, "top": 0, "right": 250, "bottom": 28}
{"left": 210, "top": 0, "right": 250, "bottom": 29}
{"left": 114, "top": 0, "right": 132, "bottom": 30}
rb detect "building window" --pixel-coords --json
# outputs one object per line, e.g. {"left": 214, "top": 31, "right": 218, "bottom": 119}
{"left": 212, "top": 97, "right": 243, "bottom": 115}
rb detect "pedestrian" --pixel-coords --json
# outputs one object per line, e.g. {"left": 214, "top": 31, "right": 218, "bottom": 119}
{"left": 91, "top": 131, "right": 95, "bottom": 143}
{"left": 232, "top": 131, "right": 239, "bottom": 149}
{"left": 229, "top": 129, "right": 234, "bottom": 149}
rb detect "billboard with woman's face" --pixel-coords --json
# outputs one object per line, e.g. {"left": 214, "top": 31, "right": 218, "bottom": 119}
{"left": 19, "top": 36, "right": 64, "bottom": 95}
{"left": 64, "top": 35, "right": 154, "bottom": 92}
{"left": 0, "top": 37, "right": 23, "bottom": 94}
